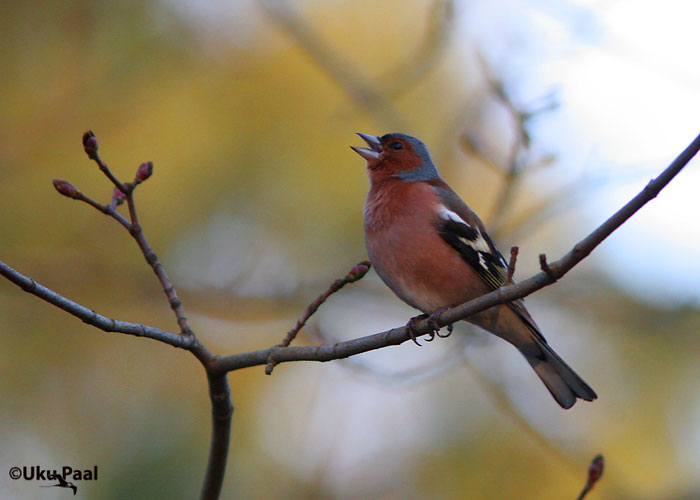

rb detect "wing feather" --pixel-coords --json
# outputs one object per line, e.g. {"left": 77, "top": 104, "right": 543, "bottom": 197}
{"left": 429, "top": 180, "right": 545, "bottom": 340}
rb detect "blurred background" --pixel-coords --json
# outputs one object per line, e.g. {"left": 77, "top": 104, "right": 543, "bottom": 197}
{"left": 1, "top": 0, "right": 699, "bottom": 498}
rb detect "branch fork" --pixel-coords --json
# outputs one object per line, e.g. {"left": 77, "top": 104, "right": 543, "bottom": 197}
{"left": 265, "top": 260, "right": 371, "bottom": 374}
{"left": 49, "top": 131, "right": 225, "bottom": 499}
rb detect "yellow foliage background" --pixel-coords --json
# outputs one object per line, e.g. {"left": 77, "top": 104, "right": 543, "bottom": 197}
{"left": 1, "top": 1, "right": 698, "bottom": 499}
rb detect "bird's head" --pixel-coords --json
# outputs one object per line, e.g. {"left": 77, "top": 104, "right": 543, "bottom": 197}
{"left": 351, "top": 133, "right": 440, "bottom": 182}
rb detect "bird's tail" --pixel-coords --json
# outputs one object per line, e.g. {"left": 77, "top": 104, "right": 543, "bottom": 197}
{"left": 523, "top": 339, "right": 597, "bottom": 409}
{"left": 466, "top": 304, "right": 596, "bottom": 409}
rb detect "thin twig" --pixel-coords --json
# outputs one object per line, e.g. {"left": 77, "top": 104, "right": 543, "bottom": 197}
{"left": 125, "top": 191, "right": 194, "bottom": 337}
{"left": 474, "top": 55, "right": 559, "bottom": 238}
{"left": 52, "top": 179, "right": 131, "bottom": 229}
{"left": 265, "top": 260, "right": 371, "bottom": 374}
{"left": 77, "top": 132, "right": 196, "bottom": 338}
{"left": 576, "top": 454, "right": 605, "bottom": 500}
{"left": 480, "top": 60, "right": 529, "bottom": 232}
{"left": 506, "top": 246, "right": 519, "bottom": 284}
{"left": 539, "top": 253, "right": 556, "bottom": 281}
{"left": 82, "top": 131, "right": 130, "bottom": 194}
{"left": 0, "top": 261, "right": 189, "bottom": 348}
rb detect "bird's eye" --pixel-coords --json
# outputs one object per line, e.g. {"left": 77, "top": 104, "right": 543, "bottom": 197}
{"left": 391, "top": 141, "right": 403, "bottom": 150}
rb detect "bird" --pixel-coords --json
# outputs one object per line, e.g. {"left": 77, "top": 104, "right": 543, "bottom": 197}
{"left": 351, "top": 132, "right": 597, "bottom": 409}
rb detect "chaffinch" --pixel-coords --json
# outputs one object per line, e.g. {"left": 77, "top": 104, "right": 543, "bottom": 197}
{"left": 352, "top": 132, "right": 597, "bottom": 409}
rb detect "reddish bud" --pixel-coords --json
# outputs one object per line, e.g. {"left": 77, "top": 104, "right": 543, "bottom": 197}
{"left": 134, "top": 161, "right": 153, "bottom": 183}
{"left": 52, "top": 179, "right": 81, "bottom": 199}
{"left": 112, "top": 186, "right": 126, "bottom": 206}
{"left": 82, "top": 130, "right": 98, "bottom": 159}
{"left": 345, "top": 260, "right": 371, "bottom": 282}
{"left": 587, "top": 454, "right": 604, "bottom": 486}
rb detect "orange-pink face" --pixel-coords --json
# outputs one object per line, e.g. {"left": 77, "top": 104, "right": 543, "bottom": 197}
{"left": 352, "top": 133, "right": 425, "bottom": 177}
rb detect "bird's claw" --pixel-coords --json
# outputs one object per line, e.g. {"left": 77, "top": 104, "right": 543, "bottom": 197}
{"left": 437, "top": 323, "right": 454, "bottom": 338}
{"left": 406, "top": 308, "right": 453, "bottom": 345}
{"left": 406, "top": 315, "right": 427, "bottom": 346}
{"left": 427, "top": 306, "right": 452, "bottom": 337}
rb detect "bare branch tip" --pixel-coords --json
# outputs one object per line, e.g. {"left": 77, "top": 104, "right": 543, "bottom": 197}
{"left": 264, "top": 358, "right": 278, "bottom": 375}
{"left": 506, "top": 246, "right": 519, "bottom": 284}
{"left": 276, "top": 260, "right": 372, "bottom": 349}
{"left": 539, "top": 253, "right": 557, "bottom": 281}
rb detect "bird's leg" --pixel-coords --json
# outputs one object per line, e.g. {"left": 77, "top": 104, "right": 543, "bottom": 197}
{"left": 406, "top": 307, "right": 452, "bottom": 345}
{"left": 406, "top": 314, "right": 430, "bottom": 346}
{"left": 427, "top": 306, "right": 453, "bottom": 338}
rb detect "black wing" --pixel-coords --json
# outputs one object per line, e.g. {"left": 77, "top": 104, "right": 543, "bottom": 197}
{"left": 435, "top": 210, "right": 509, "bottom": 291}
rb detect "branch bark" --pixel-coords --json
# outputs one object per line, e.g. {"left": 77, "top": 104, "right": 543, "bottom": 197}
{"left": 34, "top": 132, "right": 229, "bottom": 499}
{"left": 201, "top": 373, "right": 233, "bottom": 500}
{"left": 0, "top": 260, "right": 188, "bottom": 348}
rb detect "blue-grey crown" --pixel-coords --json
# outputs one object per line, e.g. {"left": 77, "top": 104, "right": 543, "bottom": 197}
{"left": 381, "top": 133, "right": 440, "bottom": 182}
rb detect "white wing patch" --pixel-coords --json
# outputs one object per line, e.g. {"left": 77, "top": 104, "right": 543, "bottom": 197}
{"left": 437, "top": 206, "right": 466, "bottom": 225}
{"left": 436, "top": 204, "right": 512, "bottom": 288}
{"left": 459, "top": 235, "right": 491, "bottom": 254}
{"left": 437, "top": 207, "right": 491, "bottom": 251}
{"left": 477, "top": 251, "right": 488, "bottom": 270}
{"left": 437, "top": 205, "right": 500, "bottom": 270}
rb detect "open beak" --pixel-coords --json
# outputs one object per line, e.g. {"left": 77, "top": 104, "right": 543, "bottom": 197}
{"left": 351, "top": 133, "right": 382, "bottom": 160}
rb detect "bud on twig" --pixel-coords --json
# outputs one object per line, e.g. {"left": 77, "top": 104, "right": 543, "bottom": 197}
{"left": 587, "top": 454, "right": 604, "bottom": 486}
{"left": 577, "top": 453, "right": 605, "bottom": 500}
{"left": 345, "top": 260, "right": 371, "bottom": 282}
{"left": 112, "top": 186, "right": 127, "bottom": 206}
{"left": 52, "top": 179, "right": 81, "bottom": 199}
{"left": 82, "top": 130, "right": 99, "bottom": 160}
{"left": 134, "top": 161, "right": 153, "bottom": 184}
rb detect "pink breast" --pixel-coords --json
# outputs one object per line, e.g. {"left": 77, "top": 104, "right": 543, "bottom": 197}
{"left": 364, "top": 182, "right": 488, "bottom": 312}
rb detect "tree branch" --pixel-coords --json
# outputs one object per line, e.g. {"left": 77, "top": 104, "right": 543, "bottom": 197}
{"left": 215, "top": 131, "right": 700, "bottom": 373}
{"left": 265, "top": 260, "right": 371, "bottom": 374}
{"left": 43, "top": 132, "right": 227, "bottom": 499}
{"left": 124, "top": 191, "right": 194, "bottom": 337}
{"left": 201, "top": 373, "right": 233, "bottom": 500}
{"left": 0, "top": 260, "right": 190, "bottom": 348}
